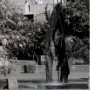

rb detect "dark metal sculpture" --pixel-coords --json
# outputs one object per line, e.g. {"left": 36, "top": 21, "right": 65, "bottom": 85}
{"left": 45, "top": 2, "right": 66, "bottom": 83}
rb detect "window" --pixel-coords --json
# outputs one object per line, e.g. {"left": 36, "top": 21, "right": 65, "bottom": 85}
{"left": 28, "top": 5, "right": 30, "bottom": 12}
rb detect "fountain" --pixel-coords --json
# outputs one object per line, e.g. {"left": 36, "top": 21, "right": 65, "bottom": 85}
{"left": 43, "top": 70, "right": 66, "bottom": 88}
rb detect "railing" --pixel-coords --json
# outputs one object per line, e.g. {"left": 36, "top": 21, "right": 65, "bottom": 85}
{"left": 33, "top": 52, "right": 39, "bottom": 65}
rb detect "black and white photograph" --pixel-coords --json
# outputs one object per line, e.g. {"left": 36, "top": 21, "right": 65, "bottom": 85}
{"left": 0, "top": 0, "right": 89, "bottom": 89}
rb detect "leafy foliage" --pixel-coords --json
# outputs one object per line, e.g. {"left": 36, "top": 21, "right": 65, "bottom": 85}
{"left": 71, "top": 36, "right": 89, "bottom": 64}
{"left": 63, "top": 0, "right": 89, "bottom": 38}
{"left": 0, "top": 0, "right": 89, "bottom": 64}
{"left": 44, "top": 1, "right": 89, "bottom": 63}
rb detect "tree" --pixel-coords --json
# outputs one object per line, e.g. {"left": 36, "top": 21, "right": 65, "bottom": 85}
{"left": 63, "top": 0, "right": 89, "bottom": 38}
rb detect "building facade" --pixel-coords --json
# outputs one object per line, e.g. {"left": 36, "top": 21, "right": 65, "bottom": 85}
{"left": 19, "top": 0, "right": 66, "bottom": 22}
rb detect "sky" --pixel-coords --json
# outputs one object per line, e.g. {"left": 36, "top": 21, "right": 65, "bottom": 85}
{"left": 14, "top": 0, "right": 52, "bottom": 5}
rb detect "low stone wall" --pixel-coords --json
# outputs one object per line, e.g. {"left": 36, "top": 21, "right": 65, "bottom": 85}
{"left": 23, "top": 65, "right": 89, "bottom": 73}
{"left": 70, "top": 65, "right": 89, "bottom": 72}
{"left": 16, "top": 60, "right": 89, "bottom": 73}
{"left": 23, "top": 65, "right": 45, "bottom": 73}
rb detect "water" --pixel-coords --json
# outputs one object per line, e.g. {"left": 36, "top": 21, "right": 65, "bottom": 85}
{"left": 45, "top": 83, "right": 88, "bottom": 89}
{"left": 18, "top": 77, "right": 89, "bottom": 89}
{"left": 19, "top": 83, "right": 88, "bottom": 89}
{"left": 18, "top": 80, "right": 88, "bottom": 89}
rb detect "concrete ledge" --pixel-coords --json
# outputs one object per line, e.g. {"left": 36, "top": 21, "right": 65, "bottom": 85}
{"left": 23, "top": 65, "right": 45, "bottom": 73}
